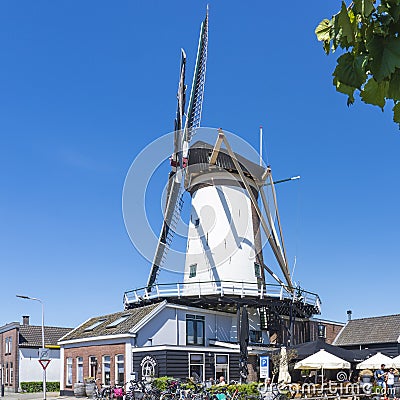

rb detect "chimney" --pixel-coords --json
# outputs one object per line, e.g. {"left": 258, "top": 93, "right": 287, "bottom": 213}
{"left": 22, "top": 315, "right": 30, "bottom": 325}
{"left": 347, "top": 310, "right": 352, "bottom": 321}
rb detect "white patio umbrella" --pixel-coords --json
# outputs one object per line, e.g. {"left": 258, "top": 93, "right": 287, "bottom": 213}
{"left": 294, "top": 349, "right": 350, "bottom": 383}
{"left": 391, "top": 355, "right": 400, "bottom": 368}
{"left": 278, "top": 346, "right": 292, "bottom": 384}
{"left": 356, "top": 352, "right": 394, "bottom": 369}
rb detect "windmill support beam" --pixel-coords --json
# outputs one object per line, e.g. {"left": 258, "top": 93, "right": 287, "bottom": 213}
{"left": 259, "top": 187, "right": 289, "bottom": 277}
{"left": 268, "top": 172, "right": 288, "bottom": 265}
{"left": 219, "top": 131, "right": 293, "bottom": 290}
{"left": 209, "top": 129, "right": 225, "bottom": 165}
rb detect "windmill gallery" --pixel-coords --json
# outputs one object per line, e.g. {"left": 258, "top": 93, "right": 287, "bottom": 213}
{"left": 58, "top": 10, "right": 333, "bottom": 394}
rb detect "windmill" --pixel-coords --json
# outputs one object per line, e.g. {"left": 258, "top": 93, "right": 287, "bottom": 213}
{"left": 124, "top": 9, "right": 321, "bottom": 381}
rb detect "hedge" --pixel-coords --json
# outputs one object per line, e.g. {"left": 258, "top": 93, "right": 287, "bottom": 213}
{"left": 20, "top": 382, "right": 60, "bottom": 393}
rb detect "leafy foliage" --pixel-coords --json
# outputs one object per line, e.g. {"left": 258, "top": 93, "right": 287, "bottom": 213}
{"left": 315, "top": 0, "right": 400, "bottom": 126}
{"left": 152, "top": 376, "right": 176, "bottom": 391}
{"left": 20, "top": 381, "right": 60, "bottom": 393}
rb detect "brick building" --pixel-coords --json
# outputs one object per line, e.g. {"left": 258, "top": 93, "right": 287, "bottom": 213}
{"left": 0, "top": 316, "right": 71, "bottom": 393}
{"left": 59, "top": 300, "right": 345, "bottom": 395}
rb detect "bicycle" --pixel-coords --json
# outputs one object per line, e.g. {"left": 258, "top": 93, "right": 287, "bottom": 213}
{"left": 91, "top": 379, "right": 110, "bottom": 400}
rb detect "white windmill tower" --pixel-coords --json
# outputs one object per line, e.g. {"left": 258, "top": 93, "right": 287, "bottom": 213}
{"left": 123, "top": 9, "right": 321, "bottom": 379}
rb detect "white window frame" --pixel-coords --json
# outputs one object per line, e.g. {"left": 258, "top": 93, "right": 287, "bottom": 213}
{"left": 76, "top": 357, "right": 84, "bottom": 383}
{"left": 115, "top": 354, "right": 124, "bottom": 384}
{"left": 103, "top": 355, "right": 111, "bottom": 386}
{"left": 66, "top": 358, "right": 73, "bottom": 386}
{"left": 188, "top": 353, "right": 205, "bottom": 382}
{"left": 5, "top": 362, "right": 8, "bottom": 385}
{"left": 9, "top": 362, "right": 13, "bottom": 385}
{"left": 215, "top": 354, "right": 229, "bottom": 382}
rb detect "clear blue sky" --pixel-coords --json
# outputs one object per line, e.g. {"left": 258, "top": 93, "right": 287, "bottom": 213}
{"left": 1, "top": 1, "right": 399, "bottom": 329}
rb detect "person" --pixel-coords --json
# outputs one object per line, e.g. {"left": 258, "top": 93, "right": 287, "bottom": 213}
{"left": 374, "top": 364, "right": 386, "bottom": 390}
{"left": 386, "top": 368, "right": 395, "bottom": 399}
{"left": 217, "top": 376, "right": 226, "bottom": 386}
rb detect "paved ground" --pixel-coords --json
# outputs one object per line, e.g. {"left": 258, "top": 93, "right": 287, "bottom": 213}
{"left": 1, "top": 393, "right": 76, "bottom": 400}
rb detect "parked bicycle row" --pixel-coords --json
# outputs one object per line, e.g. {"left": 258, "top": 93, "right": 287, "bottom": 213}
{"left": 87, "top": 377, "right": 282, "bottom": 400}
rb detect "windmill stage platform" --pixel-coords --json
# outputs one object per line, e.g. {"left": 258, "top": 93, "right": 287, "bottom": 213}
{"left": 123, "top": 280, "right": 321, "bottom": 318}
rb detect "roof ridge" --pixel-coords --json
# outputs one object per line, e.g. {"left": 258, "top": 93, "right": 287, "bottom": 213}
{"left": 350, "top": 314, "right": 400, "bottom": 321}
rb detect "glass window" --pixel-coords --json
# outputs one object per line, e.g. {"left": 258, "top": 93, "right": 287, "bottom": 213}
{"left": 186, "top": 315, "right": 205, "bottom": 346}
{"left": 215, "top": 354, "right": 229, "bottom": 382}
{"left": 9, "top": 362, "right": 13, "bottom": 385}
{"left": 9, "top": 337, "right": 12, "bottom": 354}
{"left": 77, "top": 357, "right": 84, "bottom": 383}
{"left": 67, "top": 358, "right": 73, "bottom": 386}
{"left": 189, "top": 264, "right": 197, "bottom": 278}
{"left": 89, "top": 356, "right": 97, "bottom": 379}
{"left": 107, "top": 316, "right": 129, "bottom": 328}
{"left": 318, "top": 324, "right": 326, "bottom": 338}
{"left": 103, "top": 356, "right": 111, "bottom": 386}
{"left": 5, "top": 362, "right": 8, "bottom": 384}
{"left": 254, "top": 262, "right": 261, "bottom": 278}
{"left": 189, "top": 353, "right": 204, "bottom": 382}
{"left": 249, "top": 330, "right": 262, "bottom": 343}
{"left": 84, "top": 319, "right": 106, "bottom": 331}
{"left": 115, "top": 355, "right": 124, "bottom": 384}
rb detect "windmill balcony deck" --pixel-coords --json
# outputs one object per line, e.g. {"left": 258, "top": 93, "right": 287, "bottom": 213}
{"left": 123, "top": 281, "right": 321, "bottom": 316}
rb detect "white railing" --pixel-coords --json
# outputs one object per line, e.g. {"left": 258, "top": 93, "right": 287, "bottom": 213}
{"left": 123, "top": 280, "right": 321, "bottom": 312}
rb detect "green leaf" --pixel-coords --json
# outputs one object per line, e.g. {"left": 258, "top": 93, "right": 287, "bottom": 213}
{"left": 315, "top": 19, "right": 333, "bottom": 54}
{"left": 360, "top": 78, "right": 389, "bottom": 109}
{"left": 393, "top": 102, "right": 400, "bottom": 124}
{"left": 388, "top": 68, "right": 400, "bottom": 100}
{"left": 315, "top": 19, "right": 333, "bottom": 41}
{"left": 333, "top": 52, "right": 367, "bottom": 88}
{"left": 333, "top": 76, "right": 356, "bottom": 105}
{"left": 367, "top": 36, "right": 400, "bottom": 81}
{"left": 337, "top": 1, "right": 355, "bottom": 45}
{"left": 353, "top": 0, "right": 375, "bottom": 17}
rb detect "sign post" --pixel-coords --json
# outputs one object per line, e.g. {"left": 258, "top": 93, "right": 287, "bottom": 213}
{"left": 259, "top": 356, "right": 270, "bottom": 379}
{"left": 39, "top": 347, "right": 49, "bottom": 399}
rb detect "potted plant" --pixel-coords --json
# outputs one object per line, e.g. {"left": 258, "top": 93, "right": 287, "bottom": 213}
{"left": 360, "top": 369, "right": 373, "bottom": 383}
{"left": 84, "top": 377, "right": 96, "bottom": 397}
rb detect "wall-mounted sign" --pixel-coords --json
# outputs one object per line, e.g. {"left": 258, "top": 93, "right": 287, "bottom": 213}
{"left": 259, "top": 356, "right": 269, "bottom": 379}
{"left": 140, "top": 355, "right": 157, "bottom": 378}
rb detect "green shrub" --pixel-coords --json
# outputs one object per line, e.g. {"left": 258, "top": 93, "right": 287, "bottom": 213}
{"left": 153, "top": 376, "right": 176, "bottom": 391}
{"left": 20, "top": 382, "right": 60, "bottom": 393}
{"left": 208, "top": 382, "right": 260, "bottom": 396}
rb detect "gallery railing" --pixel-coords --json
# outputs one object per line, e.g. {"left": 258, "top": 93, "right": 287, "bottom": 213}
{"left": 123, "top": 280, "right": 321, "bottom": 312}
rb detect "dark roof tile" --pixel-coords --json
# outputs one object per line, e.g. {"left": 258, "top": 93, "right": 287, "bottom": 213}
{"left": 19, "top": 325, "right": 72, "bottom": 347}
{"left": 334, "top": 314, "right": 400, "bottom": 346}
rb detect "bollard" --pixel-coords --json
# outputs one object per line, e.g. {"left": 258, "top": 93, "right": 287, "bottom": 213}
{"left": 1, "top": 383, "right": 4, "bottom": 397}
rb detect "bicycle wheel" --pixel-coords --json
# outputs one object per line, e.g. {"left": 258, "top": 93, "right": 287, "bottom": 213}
{"left": 160, "top": 393, "right": 175, "bottom": 400}
{"left": 277, "top": 395, "right": 289, "bottom": 400}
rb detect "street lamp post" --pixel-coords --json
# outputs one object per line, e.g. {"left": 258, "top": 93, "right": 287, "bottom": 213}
{"left": 16, "top": 295, "right": 46, "bottom": 400}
